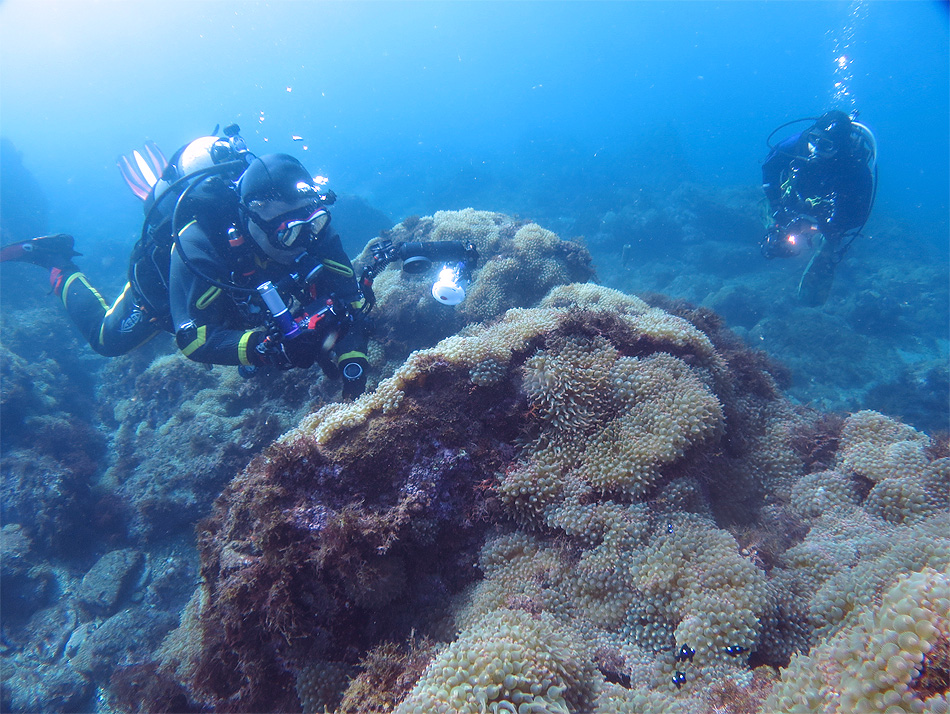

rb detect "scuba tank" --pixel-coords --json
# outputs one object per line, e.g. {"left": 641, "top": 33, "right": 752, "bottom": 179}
{"left": 119, "top": 125, "right": 252, "bottom": 330}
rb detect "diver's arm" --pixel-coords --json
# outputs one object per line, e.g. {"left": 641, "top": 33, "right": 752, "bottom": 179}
{"left": 168, "top": 223, "right": 266, "bottom": 367}
{"left": 762, "top": 134, "right": 803, "bottom": 213}
{"left": 309, "top": 223, "right": 371, "bottom": 395}
{"left": 762, "top": 152, "right": 792, "bottom": 211}
{"left": 311, "top": 225, "right": 364, "bottom": 304}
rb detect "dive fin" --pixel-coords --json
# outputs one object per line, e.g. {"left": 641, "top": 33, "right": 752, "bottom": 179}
{"left": 117, "top": 141, "right": 169, "bottom": 201}
{"left": 0, "top": 234, "right": 82, "bottom": 269}
{"left": 133, "top": 150, "right": 158, "bottom": 187}
{"left": 119, "top": 155, "right": 151, "bottom": 200}
{"left": 143, "top": 140, "right": 168, "bottom": 178}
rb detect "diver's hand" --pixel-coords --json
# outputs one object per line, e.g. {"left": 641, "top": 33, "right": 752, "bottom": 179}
{"left": 279, "top": 328, "right": 326, "bottom": 369}
{"left": 339, "top": 355, "right": 369, "bottom": 400}
{"left": 254, "top": 329, "right": 322, "bottom": 369}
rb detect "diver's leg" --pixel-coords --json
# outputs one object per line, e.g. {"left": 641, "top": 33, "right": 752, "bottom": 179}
{"left": 97, "top": 282, "right": 162, "bottom": 355}
{"left": 57, "top": 271, "right": 111, "bottom": 349}
{"left": 59, "top": 274, "right": 159, "bottom": 356}
{"left": 2, "top": 234, "right": 160, "bottom": 355}
{"left": 797, "top": 236, "right": 839, "bottom": 307}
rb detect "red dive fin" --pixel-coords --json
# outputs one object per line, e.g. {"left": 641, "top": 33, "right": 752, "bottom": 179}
{"left": 0, "top": 234, "right": 82, "bottom": 269}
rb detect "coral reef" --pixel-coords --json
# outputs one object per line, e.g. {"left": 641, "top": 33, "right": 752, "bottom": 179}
{"left": 352, "top": 208, "right": 595, "bottom": 387}
{"left": 144, "top": 279, "right": 950, "bottom": 714}
{"left": 0, "top": 201, "right": 946, "bottom": 713}
{"left": 161, "top": 358, "right": 522, "bottom": 711}
{"left": 0, "top": 419, "right": 103, "bottom": 552}
{"left": 837, "top": 410, "right": 948, "bottom": 526}
{"left": 395, "top": 608, "right": 597, "bottom": 714}
{"left": 97, "top": 351, "right": 327, "bottom": 541}
{"left": 766, "top": 566, "right": 950, "bottom": 714}
{"left": 0, "top": 305, "right": 107, "bottom": 554}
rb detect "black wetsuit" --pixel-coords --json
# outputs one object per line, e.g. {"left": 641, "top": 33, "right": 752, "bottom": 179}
{"left": 760, "top": 126, "right": 875, "bottom": 306}
{"left": 169, "top": 193, "right": 367, "bottom": 369}
{"left": 58, "top": 178, "right": 368, "bottom": 375}
{"left": 762, "top": 132, "right": 874, "bottom": 241}
{"left": 57, "top": 271, "right": 162, "bottom": 356}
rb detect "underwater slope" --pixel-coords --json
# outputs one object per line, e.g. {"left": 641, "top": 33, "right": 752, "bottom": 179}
{"left": 4, "top": 209, "right": 943, "bottom": 713}
{"left": 156, "top": 278, "right": 948, "bottom": 712}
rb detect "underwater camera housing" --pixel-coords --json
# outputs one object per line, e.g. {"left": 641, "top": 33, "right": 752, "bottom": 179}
{"left": 761, "top": 215, "right": 821, "bottom": 259}
{"left": 256, "top": 249, "right": 344, "bottom": 341}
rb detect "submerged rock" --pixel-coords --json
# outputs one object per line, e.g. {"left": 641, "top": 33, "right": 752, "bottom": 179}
{"left": 69, "top": 607, "right": 177, "bottom": 680}
{"left": 155, "top": 280, "right": 948, "bottom": 714}
{"left": 76, "top": 548, "right": 144, "bottom": 616}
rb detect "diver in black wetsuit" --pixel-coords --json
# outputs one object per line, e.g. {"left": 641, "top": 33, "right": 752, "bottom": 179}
{"left": 2, "top": 130, "right": 478, "bottom": 400}
{"left": 1, "top": 133, "right": 377, "bottom": 397}
{"left": 760, "top": 110, "right": 877, "bottom": 306}
{"left": 169, "top": 152, "right": 374, "bottom": 395}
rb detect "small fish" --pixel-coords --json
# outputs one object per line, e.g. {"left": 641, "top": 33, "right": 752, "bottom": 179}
{"left": 675, "top": 644, "right": 695, "bottom": 662}
{"left": 292, "top": 135, "right": 304, "bottom": 142}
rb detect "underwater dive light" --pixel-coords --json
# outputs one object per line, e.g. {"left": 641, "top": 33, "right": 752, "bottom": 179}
{"left": 431, "top": 263, "right": 468, "bottom": 305}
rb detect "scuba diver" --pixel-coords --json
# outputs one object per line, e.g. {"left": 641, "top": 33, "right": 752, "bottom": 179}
{"left": 760, "top": 110, "right": 877, "bottom": 306}
{"left": 1, "top": 125, "right": 477, "bottom": 400}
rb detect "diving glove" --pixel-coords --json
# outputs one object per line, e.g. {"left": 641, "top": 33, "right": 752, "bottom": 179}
{"left": 340, "top": 355, "right": 368, "bottom": 400}
{"left": 255, "top": 329, "right": 324, "bottom": 370}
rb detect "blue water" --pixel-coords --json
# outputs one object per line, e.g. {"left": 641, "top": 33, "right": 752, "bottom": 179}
{"left": 1, "top": 0, "right": 947, "bottom": 259}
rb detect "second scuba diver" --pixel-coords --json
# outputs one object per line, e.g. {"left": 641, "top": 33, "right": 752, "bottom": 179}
{"left": 760, "top": 110, "right": 877, "bottom": 306}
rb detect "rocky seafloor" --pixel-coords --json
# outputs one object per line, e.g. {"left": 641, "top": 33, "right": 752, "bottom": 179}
{"left": 0, "top": 205, "right": 947, "bottom": 714}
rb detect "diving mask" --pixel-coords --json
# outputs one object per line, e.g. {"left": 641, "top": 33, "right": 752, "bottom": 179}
{"left": 274, "top": 206, "right": 330, "bottom": 248}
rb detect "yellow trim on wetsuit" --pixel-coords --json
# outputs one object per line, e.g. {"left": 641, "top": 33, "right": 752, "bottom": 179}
{"left": 62, "top": 273, "right": 109, "bottom": 311}
{"left": 180, "top": 325, "right": 207, "bottom": 357}
{"left": 337, "top": 350, "right": 367, "bottom": 364}
{"left": 321, "top": 259, "right": 354, "bottom": 277}
{"left": 99, "top": 282, "right": 134, "bottom": 347}
{"left": 238, "top": 330, "right": 258, "bottom": 367}
{"left": 780, "top": 176, "right": 796, "bottom": 201}
{"left": 196, "top": 286, "right": 222, "bottom": 309}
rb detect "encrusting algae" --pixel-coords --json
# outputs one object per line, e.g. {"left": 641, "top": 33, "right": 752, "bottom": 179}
{"left": 137, "top": 211, "right": 947, "bottom": 714}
